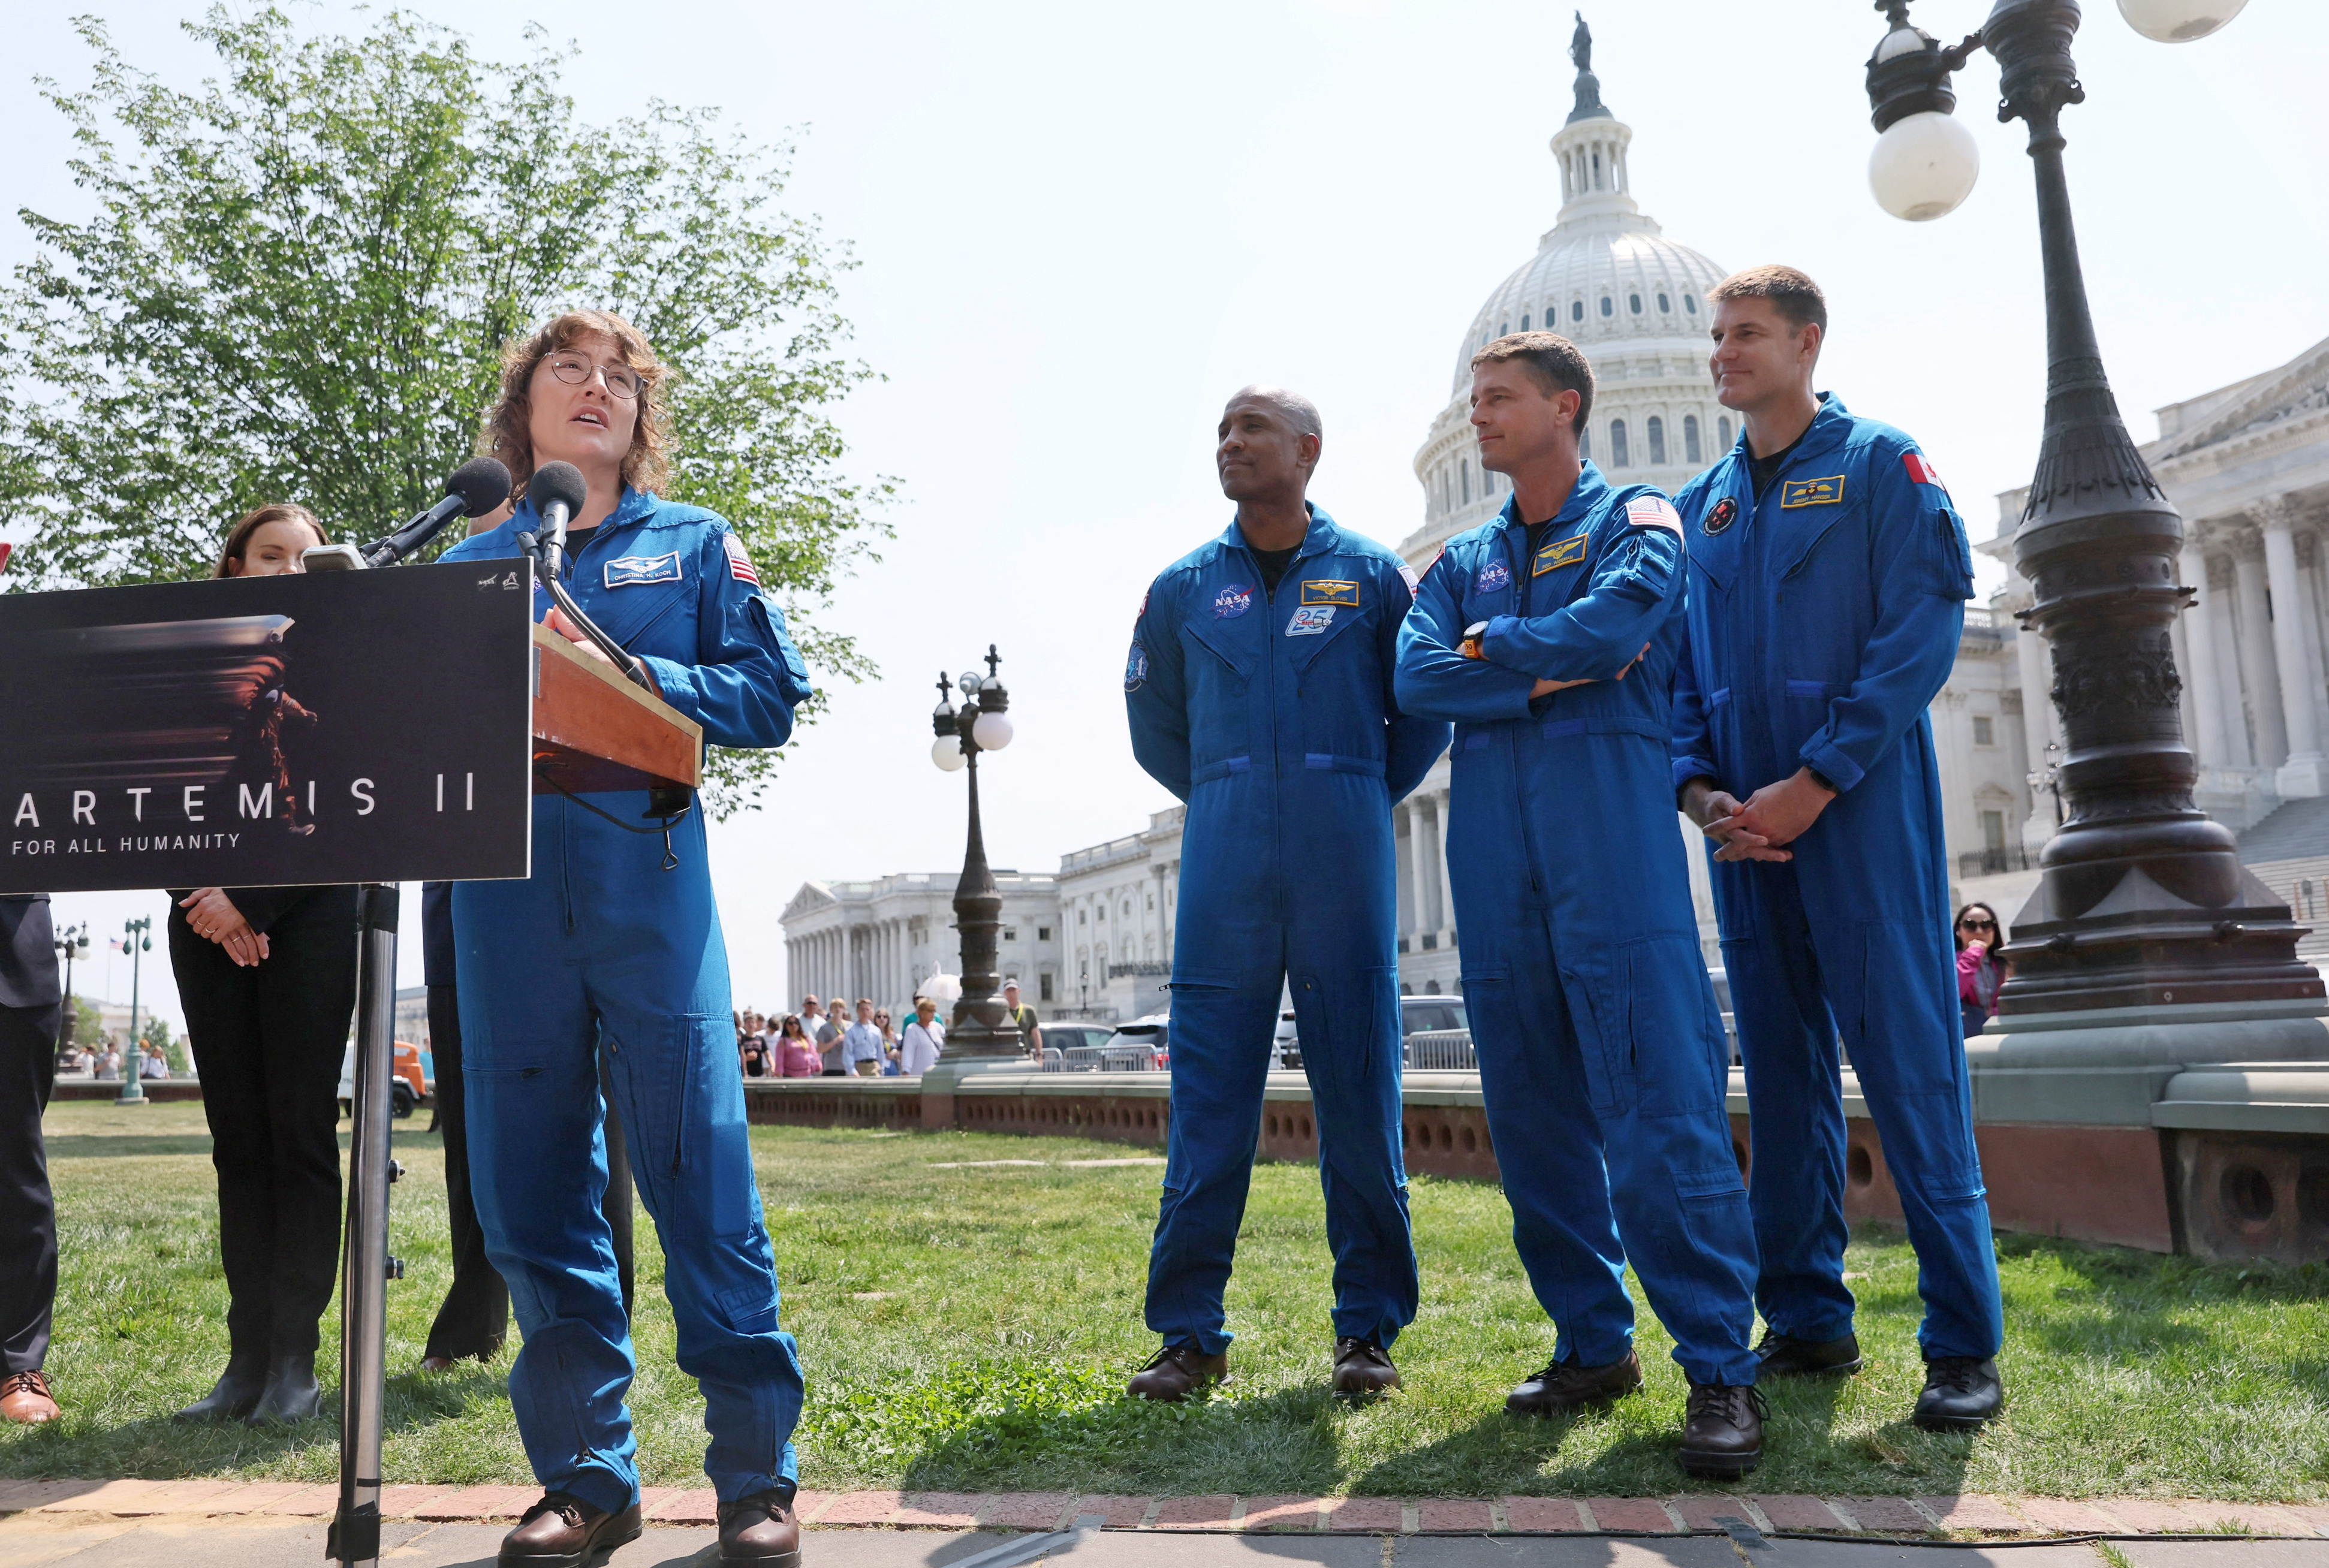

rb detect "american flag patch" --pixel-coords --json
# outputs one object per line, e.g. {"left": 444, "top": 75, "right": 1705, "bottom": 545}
{"left": 1397, "top": 561, "right": 1420, "bottom": 598}
{"left": 1626, "top": 496, "right": 1683, "bottom": 535}
{"left": 724, "top": 535, "right": 761, "bottom": 586}
{"left": 1903, "top": 452, "right": 1948, "bottom": 491}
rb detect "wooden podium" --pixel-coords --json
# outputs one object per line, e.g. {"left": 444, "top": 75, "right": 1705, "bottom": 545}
{"left": 528, "top": 621, "right": 702, "bottom": 794}
{"left": 333, "top": 622, "right": 701, "bottom": 1568}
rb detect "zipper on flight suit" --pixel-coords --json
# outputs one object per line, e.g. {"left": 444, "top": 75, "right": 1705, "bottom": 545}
{"left": 1506, "top": 523, "right": 1545, "bottom": 902}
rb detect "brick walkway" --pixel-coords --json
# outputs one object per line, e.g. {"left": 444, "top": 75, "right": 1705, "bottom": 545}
{"left": 0, "top": 1481, "right": 2324, "bottom": 1538}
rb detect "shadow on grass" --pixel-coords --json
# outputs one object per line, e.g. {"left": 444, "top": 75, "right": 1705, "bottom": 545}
{"left": 0, "top": 1358, "right": 513, "bottom": 1481}
{"left": 43, "top": 1134, "right": 220, "bottom": 1160}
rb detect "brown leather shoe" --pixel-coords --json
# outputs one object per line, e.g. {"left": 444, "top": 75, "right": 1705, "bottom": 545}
{"left": 497, "top": 1492, "right": 642, "bottom": 1568}
{"left": 1126, "top": 1343, "right": 1228, "bottom": 1402}
{"left": 1679, "top": 1382, "right": 1767, "bottom": 1478}
{"left": 1504, "top": 1350, "right": 1643, "bottom": 1417}
{"left": 1331, "top": 1337, "right": 1400, "bottom": 1398}
{"left": 0, "top": 1370, "right": 58, "bottom": 1424}
{"left": 718, "top": 1489, "right": 803, "bottom": 1566}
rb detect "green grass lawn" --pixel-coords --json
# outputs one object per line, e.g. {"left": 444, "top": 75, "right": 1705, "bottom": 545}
{"left": 4, "top": 1099, "right": 2327, "bottom": 1501}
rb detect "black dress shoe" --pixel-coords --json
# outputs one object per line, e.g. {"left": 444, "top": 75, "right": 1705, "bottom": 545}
{"left": 1679, "top": 1382, "right": 1766, "bottom": 1477}
{"left": 245, "top": 1353, "right": 321, "bottom": 1425}
{"left": 1127, "top": 1344, "right": 1228, "bottom": 1402}
{"left": 1331, "top": 1337, "right": 1400, "bottom": 1398}
{"left": 718, "top": 1489, "right": 803, "bottom": 1567}
{"left": 1505, "top": 1350, "right": 1643, "bottom": 1417}
{"left": 173, "top": 1356, "right": 267, "bottom": 1423}
{"left": 1913, "top": 1356, "right": 2003, "bottom": 1431}
{"left": 498, "top": 1493, "right": 643, "bottom": 1568}
{"left": 1755, "top": 1328, "right": 1863, "bottom": 1378}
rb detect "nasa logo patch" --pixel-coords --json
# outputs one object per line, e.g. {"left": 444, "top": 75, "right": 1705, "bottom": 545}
{"left": 1213, "top": 583, "right": 1255, "bottom": 619}
{"left": 1703, "top": 496, "right": 1739, "bottom": 536}
{"left": 1475, "top": 558, "right": 1512, "bottom": 595}
{"left": 1124, "top": 641, "right": 1148, "bottom": 692}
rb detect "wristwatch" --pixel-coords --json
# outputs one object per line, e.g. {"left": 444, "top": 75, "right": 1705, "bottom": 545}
{"left": 1460, "top": 621, "right": 1489, "bottom": 661}
{"left": 1806, "top": 767, "right": 1840, "bottom": 795}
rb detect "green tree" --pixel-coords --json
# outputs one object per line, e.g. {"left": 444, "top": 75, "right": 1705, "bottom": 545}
{"left": 0, "top": 7, "right": 890, "bottom": 815}
{"left": 66, "top": 995, "right": 102, "bottom": 1054}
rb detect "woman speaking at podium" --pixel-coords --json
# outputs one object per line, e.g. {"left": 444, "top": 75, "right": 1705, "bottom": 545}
{"left": 439, "top": 311, "right": 815, "bottom": 1568}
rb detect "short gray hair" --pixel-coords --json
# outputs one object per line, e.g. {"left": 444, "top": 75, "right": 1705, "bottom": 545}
{"left": 1227, "top": 384, "right": 1322, "bottom": 443}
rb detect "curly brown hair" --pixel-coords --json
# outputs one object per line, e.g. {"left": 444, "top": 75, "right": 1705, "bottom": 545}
{"left": 480, "top": 310, "right": 674, "bottom": 500}
{"left": 212, "top": 502, "right": 328, "bottom": 579}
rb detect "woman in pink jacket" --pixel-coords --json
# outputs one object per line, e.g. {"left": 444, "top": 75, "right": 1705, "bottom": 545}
{"left": 1955, "top": 904, "right": 2005, "bottom": 1039}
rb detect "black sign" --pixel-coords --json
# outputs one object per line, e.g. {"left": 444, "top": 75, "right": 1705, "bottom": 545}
{"left": 0, "top": 563, "right": 534, "bottom": 893}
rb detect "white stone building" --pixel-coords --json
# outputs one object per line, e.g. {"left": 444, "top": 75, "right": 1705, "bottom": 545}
{"left": 778, "top": 871, "right": 1062, "bottom": 1021}
{"left": 1054, "top": 806, "right": 1183, "bottom": 1020}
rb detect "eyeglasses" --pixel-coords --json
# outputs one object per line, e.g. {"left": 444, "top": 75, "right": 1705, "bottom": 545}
{"left": 544, "top": 352, "right": 643, "bottom": 400}
{"left": 1959, "top": 918, "right": 1996, "bottom": 931}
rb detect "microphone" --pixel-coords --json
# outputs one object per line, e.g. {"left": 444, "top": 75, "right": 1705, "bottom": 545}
{"left": 529, "top": 461, "right": 588, "bottom": 578}
{"left": 355, "top": 457, "right": 513, "bottom": 568}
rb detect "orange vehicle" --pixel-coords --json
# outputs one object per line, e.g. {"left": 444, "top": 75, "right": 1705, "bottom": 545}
{"left": 336, "top": 1040, "right": 431, "bottom": 1120}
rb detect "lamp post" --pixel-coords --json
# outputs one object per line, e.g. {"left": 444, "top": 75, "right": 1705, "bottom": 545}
{"left": 1861, "top": 0, "right": 2312, "bottom": 1015}
{"left": 53, "top": 922, "right": 89, "bottom": 1065}
{"left": 118, "top": 915, "right": 152, "bottom": 1105}
{"left": 929, "top": 647, "right": 1024, "bottom": 1057}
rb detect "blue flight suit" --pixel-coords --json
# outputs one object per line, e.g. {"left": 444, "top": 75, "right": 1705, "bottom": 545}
{"left": 1125, "top": 505, "right": 1448, "bottom": 1355}
{"left": 439, "top": 487, "right": 815, "bottom": 1516}
{"left": 1670, "top": 394, "right": 2003, "bottom": 1362}
{"left": 1395, "top": 463, "right": 1759, "bottom": 1388}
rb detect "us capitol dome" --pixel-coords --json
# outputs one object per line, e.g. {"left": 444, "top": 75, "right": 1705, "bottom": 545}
{"left": 1403, "top": 15, "right": 1732, "bottom": 565}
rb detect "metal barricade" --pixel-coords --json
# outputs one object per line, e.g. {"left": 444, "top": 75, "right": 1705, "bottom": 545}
{"left": 1048, "top": 1045, "right": 1165, "bottom": 1072}
{"left": 1403, "top": 1028, "right": 1477, "bottom": 1071}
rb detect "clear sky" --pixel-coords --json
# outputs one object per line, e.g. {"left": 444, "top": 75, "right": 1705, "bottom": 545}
{"left": 9, "top": 0, "right": 2326, "bottom": 1028}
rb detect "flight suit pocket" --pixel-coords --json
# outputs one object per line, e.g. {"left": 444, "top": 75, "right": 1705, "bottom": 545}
{"left": 1622, "top": 935, "right": 1726, "bottom": 1120}
{"left": 1454, "top": 964, "right": 1520, "bottom": 1089}
{"left": 595, "top": 574, "right": 692, "bottom": 655}
{"left": 608, "top": 1011, "right": 759, "bottom": 1242}
{"left": 1180, "top": 623, "right": 1253, "bottom": 764}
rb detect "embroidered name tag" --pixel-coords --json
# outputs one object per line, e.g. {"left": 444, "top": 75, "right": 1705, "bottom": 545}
{"left": 1780, "top": 475, "right": 1846, "bottom": 508}
{"left": 1533, "top": 533, "right": 1588, "bottom": 575}
{"left": 604, "top": 550, "right": 683, "bottom": 588}
{"left": 1301, "top": 578, "right": 1360, "bottom": 608}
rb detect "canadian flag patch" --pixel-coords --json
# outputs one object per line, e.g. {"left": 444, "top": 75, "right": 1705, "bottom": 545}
{"left": 723, "top": 535, "right": 761, "bottom": 586}
{"left": 1625, "top": 496, "right": 1683, "bottom": 535}
{"left": 1903, "top": 452, "right": 1948, "bottom": 491}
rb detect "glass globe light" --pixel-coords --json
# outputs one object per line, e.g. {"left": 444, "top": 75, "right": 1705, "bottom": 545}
{"left": 930, "top": 734, "right": 967, "bottom": 772}
{"left": 2117, "top": 0, "right": 2246, "bottom": 42}
{"left": 1869, "top": 110, "right": 1979, "bottom": 222}
{"left": 972, "top": 710, "right": 1014, "bottom": 751}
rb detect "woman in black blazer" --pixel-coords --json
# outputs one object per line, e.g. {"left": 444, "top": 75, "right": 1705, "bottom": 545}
{"left": 168, "top": 504, "right": 361, "bottom": 1426}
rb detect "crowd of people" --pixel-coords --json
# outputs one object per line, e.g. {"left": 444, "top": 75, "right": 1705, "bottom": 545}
{"left": 48, "top": 1041, "right": 170, "bottom": 1082}
{"left": 733, "top": 981, "right": 1043, "bottom": 1078}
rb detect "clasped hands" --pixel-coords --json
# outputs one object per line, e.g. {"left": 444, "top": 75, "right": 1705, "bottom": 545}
{"left": 179, "top": 887, "right": 269, "bottom": 967}
{"left": 1458, "top": 624, "right": 1649, "bottom": 698}
{"left": 1680, "top": 770, "right": 1837, "bottom": 863}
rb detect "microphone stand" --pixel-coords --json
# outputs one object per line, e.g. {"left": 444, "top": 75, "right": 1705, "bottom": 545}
{"left": 516, "top": 530, "right": 656, "bottom": 694}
